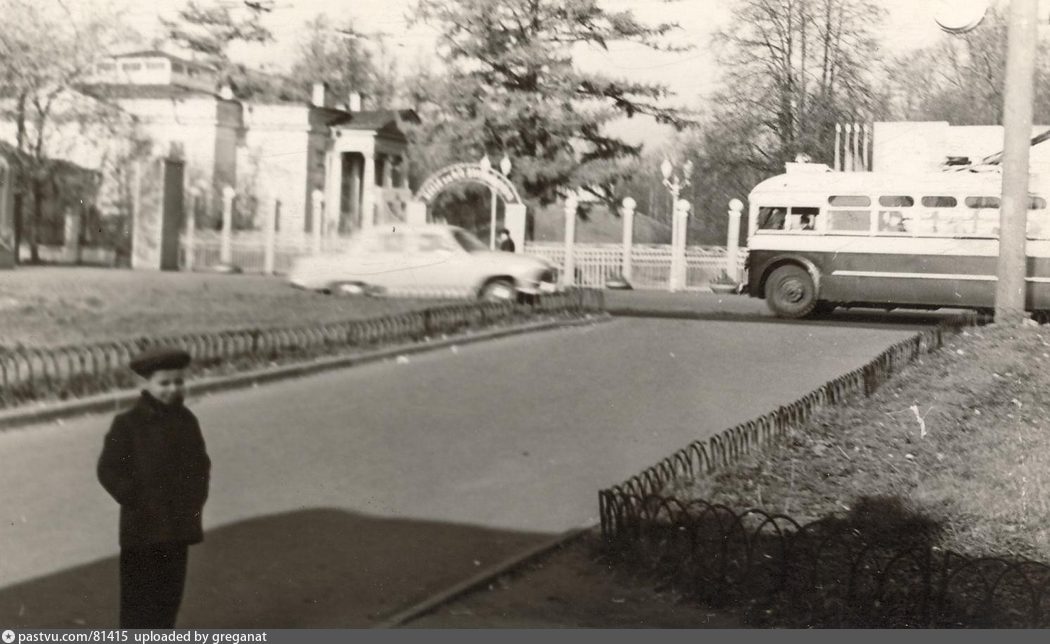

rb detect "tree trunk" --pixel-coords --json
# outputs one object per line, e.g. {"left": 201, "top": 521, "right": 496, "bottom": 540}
{"left": 12, "top": 92, "right": 27, "bottom": 265}
{"left": 30, "top": 176, "right": 42, "bottom": 263}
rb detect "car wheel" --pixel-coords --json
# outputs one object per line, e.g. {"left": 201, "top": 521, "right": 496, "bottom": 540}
{"left": 479, "top": 278, "right": 516, "bottom": 302}
{"left": 764, "top": 265, "right": 818, "bottom": 318}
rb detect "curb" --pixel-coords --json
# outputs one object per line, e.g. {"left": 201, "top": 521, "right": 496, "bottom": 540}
{"left": 372, "top": 525, "right": 594, "bottom": 629}
{"left": 0, "top": 314, "right": 614, "bottom": 431}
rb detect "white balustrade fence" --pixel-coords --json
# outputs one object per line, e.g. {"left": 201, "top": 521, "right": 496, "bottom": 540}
{"left": 522, "top": 242, "right": 748, "bottom": 290}
{"left": 179, "top": 234, "right": 749, "bottom": 291}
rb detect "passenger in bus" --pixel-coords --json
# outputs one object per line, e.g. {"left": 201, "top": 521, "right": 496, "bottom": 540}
{"left": 800, "top": 214, "right": 816, "bottom": 230}
{"left": 880, "top": 211, "right": 907, "bottom": 233}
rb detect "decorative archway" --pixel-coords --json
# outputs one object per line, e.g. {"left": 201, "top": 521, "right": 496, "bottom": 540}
{"left": 407, "top": 162, "right": 527, "bottom": 251}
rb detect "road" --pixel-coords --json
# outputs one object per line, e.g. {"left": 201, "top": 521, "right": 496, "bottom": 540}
{"left": 0, "top": 312, "right": 933, "bottom": 627}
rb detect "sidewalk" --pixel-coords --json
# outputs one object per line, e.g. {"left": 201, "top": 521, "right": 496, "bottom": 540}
{"left": 604, "top": 289, "right": 771, "bottom": 319}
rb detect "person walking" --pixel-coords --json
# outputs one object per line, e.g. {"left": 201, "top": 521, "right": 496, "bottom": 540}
{"left": 497, "top": 228, "right": 516, "bottom": 253}
{"left": 97, "top": 347, "right": 210, "bottom": 629}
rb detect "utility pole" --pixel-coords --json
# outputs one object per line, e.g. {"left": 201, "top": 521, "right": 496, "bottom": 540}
{"left": 996, "top": 0, "right": 1038, "bottom": 324}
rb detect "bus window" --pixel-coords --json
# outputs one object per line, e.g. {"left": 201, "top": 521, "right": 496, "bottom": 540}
{"left": 878, "top": 211, "right": 910, "bottom": 233}
{"left": 792, "top": 206, "right": 819, "bottom": 231}
{"left": 964, "top": 196, "right": 999, "bottom": 237}
{"left": 829, "top": 195, "right": 871, "bottom": 207}
{"left": 757, "top": 207, "right": 787, "bottom": 231}
{"left": 921, "top": 196, "right": 957, "bottom": 208}
{"left": 964, "top": 196, "right": 1000, "bottom": 209}
{"left": 912, "top": 196, "right": 958, "bottom": 235}
{"left": 1028, "top": 197, "right": 1047, "bottom": 237}
{"left": 879, "top": 196, "right": 914, "bottom": 207}
{"left": 877, "top": 196, "right": 913, "bottom": 234}
{"left": 828, "top": 210, "right": 871, "bottom": 232}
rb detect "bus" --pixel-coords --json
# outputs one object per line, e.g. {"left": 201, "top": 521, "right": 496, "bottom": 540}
{"left": 744, "top": 163, "right": 1050, "bottom": 318}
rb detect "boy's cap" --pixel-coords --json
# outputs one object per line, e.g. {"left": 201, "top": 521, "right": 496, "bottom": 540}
{"left": 130, "top": 347, "right": 191, "bottom": 377}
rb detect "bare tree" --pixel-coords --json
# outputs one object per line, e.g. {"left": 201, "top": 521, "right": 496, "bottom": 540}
{"left": 0, "top": 0, "right": 133, "bottom": 262}
{"left": 710, "top": 0, "right": 885, "bottom": 171}
{"left": 882, "top": 5, "right": 1050, "bottom": 127}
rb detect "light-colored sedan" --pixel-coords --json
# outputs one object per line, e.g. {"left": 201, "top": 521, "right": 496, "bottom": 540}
{"left": 287, "top": 224, "right": 559, "bottom": 300}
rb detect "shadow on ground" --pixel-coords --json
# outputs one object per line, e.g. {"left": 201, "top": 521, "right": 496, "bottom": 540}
{"left": 0, "top": 508, "right": 550, "bottom": 628}
{"left": 608, "top": 306, "right": 972, "bottom": 332}
{"left": 607, "top": 494, "right": 1050, "bottom": 628}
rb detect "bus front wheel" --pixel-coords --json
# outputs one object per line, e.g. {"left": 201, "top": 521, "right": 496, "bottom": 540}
{"left": 765, "top": 265, "right": 818, "bottom": 318}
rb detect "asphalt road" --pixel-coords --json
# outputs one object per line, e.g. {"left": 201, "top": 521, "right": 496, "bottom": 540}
{"left": 0, "top": 313, "right": 930, "bottom": 627}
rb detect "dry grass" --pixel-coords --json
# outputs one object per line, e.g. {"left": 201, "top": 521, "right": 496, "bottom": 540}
{"left": 670, "top": 323, "right": 1050, "bottom": 562}
{"left": 0, "top": 267, "right": 448, "bottom": 348}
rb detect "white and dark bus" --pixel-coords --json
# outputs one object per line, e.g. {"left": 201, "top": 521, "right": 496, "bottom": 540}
{"left": 744, "top": 164, "right": 1050, "bottom": 318}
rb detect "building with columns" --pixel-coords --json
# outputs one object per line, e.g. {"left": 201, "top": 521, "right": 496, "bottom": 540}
{"left": 1, "top": 49, "right": 417, "bottom": 244}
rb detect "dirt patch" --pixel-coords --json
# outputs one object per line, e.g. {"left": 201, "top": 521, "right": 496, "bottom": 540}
{"left": 406, "top": 532, "right": 743, "bottom": 628}
{"left": 667, "top": 322, "right": 1050, "bottom": 563}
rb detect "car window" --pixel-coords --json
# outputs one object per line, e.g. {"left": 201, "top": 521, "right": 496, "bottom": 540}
{"left": 378, "top": 233, "right": 406, "bottom": 253}
{"left": 416, "top": 233, "right": 451, "bottom": 253}
{"left": 452, "top": 229, "right": 488, "bottom": 253}
{"left": 349, "top": 234, "right": 382, "bottom": 254}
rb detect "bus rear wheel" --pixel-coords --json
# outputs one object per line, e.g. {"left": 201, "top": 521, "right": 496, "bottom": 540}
{"left": 765, "top": 265, "right": 818, "bottom": 318}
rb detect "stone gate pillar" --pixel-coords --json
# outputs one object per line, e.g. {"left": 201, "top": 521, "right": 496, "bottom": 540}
{"left": 504, "top": 204, "right": 527, "bottom": 253}
{"left": 131, "top": 155, "right": 184, "bottom": 271}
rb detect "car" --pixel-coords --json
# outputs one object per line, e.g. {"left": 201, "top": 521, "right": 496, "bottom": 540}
{"left": 287, "top": 224, "right": 560, "bottom": 301}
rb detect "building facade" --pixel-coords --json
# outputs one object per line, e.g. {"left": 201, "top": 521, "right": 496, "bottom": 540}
{"left": 2, "top": 49, "right": 416, "bottom": 246}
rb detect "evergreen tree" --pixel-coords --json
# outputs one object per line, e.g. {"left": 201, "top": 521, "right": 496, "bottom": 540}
{"left": 411, "top": 0, "right": 695, "bottom": 206}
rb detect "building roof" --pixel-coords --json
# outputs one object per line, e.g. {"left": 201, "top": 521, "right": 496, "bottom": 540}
{"left": 77, "top": 83, "right": 218, "bottom": 101}
{"left": 112, "top": 49, "right": 217, "bottom": 70}
{"left": 327, "top": 109, "right": 420, "bottom": 131}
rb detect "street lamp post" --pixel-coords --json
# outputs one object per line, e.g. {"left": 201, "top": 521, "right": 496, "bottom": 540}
{"left": 996, "top": 0, "right": 1038, "bottom": 325}
{"left": 936, "top": 0, "right": 1036, "bottom": 324}
{"left": 661, "top": 158, "right": 693, "bottom": 292}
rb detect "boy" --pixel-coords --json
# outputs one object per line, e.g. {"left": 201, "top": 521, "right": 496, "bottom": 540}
{"left": 97, "top": 347, "right": 210, "bottom": 629}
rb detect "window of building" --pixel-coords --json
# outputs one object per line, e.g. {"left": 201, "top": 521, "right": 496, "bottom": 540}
{"left": 146, "top": 61, "right": 166, "bottom": 70}
{"left": 121, "top": 62, "right": 143, "bottom": 72}
{"left": 96, "top": 62, "right": 116, "bottom": 72}
{"left": 172, "top": 63, "right": 185, "bottom": 74}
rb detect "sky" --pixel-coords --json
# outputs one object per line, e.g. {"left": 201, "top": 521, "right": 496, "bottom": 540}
{"left": 91, "top": 0, "right": 956, "bottom": 106}
{"left": 67, "top": 0, "right": 998, "bottom": 148}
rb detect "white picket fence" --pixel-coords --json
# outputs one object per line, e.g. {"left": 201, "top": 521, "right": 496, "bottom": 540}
{"left": 178, "top": 233, "right": 748, "bottom": 290}
{"left": 522, "top": 242, "right": 748, "bottom": 290}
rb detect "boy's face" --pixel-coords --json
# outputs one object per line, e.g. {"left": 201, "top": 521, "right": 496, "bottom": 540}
{"left": 145, "top": 368, "right": 186, "bottom": 406}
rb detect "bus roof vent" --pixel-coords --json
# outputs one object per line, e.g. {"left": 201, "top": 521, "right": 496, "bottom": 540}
{"left": 785, "top": 162, "right": 832, "bottom": 174}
